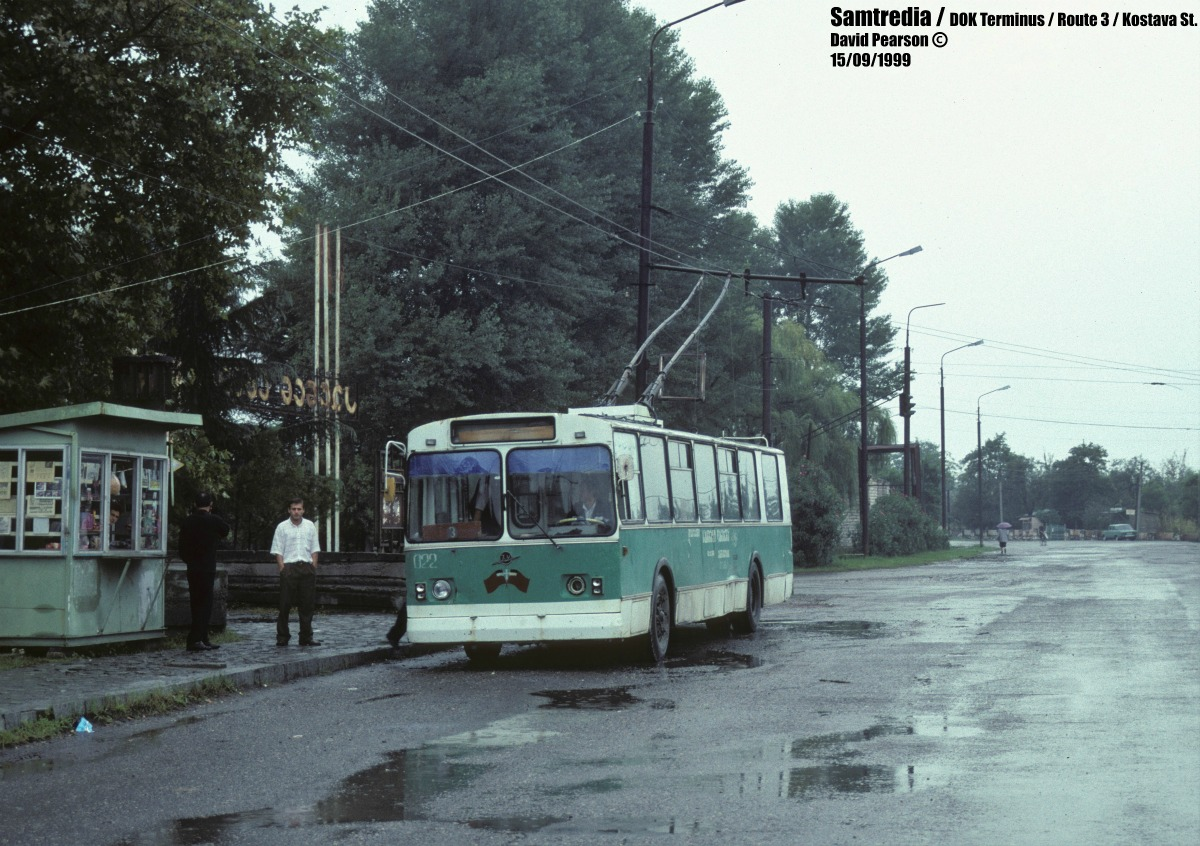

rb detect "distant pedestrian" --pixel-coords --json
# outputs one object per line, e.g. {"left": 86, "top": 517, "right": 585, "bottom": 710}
{"left": 179, "top": 491, "right": 230, "bottom": 652}
{"left": 271, "top": 498, "right": 321, "bottom": 646}
{"left": 997, "top": 525, "right": 1009, "bottom": 555}
{"left": 1038, "top": 526, "right": 1048, "bottom": 546}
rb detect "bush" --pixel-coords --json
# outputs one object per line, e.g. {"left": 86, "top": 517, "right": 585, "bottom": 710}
{"left": 791, "top": 475, "right": 845, "bottom": 568}
{"left": 870, "top": 494, "right": 948, "bottom": 557}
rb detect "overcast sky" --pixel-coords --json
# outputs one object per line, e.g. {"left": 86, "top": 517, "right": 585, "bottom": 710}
{"left": 285, "top": 0, "right": 1199, "bottom": 471}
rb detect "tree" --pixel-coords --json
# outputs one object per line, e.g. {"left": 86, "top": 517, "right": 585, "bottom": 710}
{"left": 1045, "top": 442, "right": 1115, "bottom": 529}
{"left": 766, "top": 194, "right": 902, "bottom": 402}
{"left": 0, "top": 1, "right": 339, "bottom": 414}
{"left": 264, "top": 0, "right": 756, "bottom": 463}
{"left": 953, "top": 433, "right": 1033, "bottom": 533}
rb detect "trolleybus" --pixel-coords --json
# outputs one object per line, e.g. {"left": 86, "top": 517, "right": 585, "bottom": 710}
{"left": 403, "top": 403, "right": 793, "bottom": 661}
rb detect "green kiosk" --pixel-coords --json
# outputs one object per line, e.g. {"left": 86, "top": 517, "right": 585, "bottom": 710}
{"left": 0, "top": 402, "right": 201, "bottom": 648}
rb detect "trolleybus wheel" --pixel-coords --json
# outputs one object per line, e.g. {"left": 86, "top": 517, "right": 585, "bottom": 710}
{"left": 732, "top": 565, "right": 762, "bottom": 634}
{"left": 647, "top": 572, "right": 672, "bottom": 662}
{"left": 464, "top": 643, "right": 502, "bottom": 663}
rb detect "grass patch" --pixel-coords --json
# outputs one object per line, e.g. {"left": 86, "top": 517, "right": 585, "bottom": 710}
{"left": 798, "top": 545, "right": 989, "bottom": 574}
{"left": 0, "top": 676, "right": 239, "bottom": 749}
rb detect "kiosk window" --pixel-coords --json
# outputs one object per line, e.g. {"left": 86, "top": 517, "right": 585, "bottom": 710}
{"left": 0, "top": 450, "right": 18, "bottom": 550}
{"left": 77, "top": 453, "right": 105, "bottom": 551}
{"left": 139, "top": 460, "right": 165, "bottom": 551}
{"left": 0, "top": 448, "right": 66, "bottom": 552}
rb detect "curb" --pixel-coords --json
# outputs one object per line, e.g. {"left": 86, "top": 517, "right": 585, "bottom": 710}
{"left": 2, "top": 645, "right": 411, "bottom": 733}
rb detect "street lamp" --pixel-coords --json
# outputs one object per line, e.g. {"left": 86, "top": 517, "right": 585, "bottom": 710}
{"left": 902, "top": 302, "right": 944, "bottom": 496}
{"left": 636, "top": 0, "right": 747, "bottom": 395}
{"left": 976, "top": 385, "right": 1010, "bottom": 546}
{"left": 939, "top": 339, "right": 983, "bottom": 531}
{"left": 855, "top": 245, "right": 922, "bottom": 556}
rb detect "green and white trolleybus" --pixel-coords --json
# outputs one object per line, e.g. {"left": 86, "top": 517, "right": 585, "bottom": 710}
{"left": 403, "top": 403, "right": 793, "bottom": 661}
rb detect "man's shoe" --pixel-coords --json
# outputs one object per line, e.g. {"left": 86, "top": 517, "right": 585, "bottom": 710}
{"left": 276, "top": 640, "right": 289, "bottom": 647}
{"left": 299, "top": 640, "right": 322, "bottom": 647}
{"left": 386, "top": 633, "right": 400, "bottom": 649}
{"left": 201, "top": 642, "right": 221, "bottom": 650}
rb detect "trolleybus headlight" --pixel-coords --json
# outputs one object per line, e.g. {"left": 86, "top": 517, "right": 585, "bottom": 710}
{"left": 431, "top": 579, "right": 453, "bottom": 601}
{"left": 565, "top": 575, "right": 587, "bottom": 596}
{"left": 414, "top": 583, "right": 427, "bottom": 601}
{"left": 591, "top": 577, "right": 603, "bottom": 596}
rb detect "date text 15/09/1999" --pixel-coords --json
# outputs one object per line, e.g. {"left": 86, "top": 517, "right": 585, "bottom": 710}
{"left": 832, "top": 52, "right": 912, "bottom": 67}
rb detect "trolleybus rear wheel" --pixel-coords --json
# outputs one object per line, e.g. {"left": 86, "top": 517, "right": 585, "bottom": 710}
{"left": 732, "top": 565, "right": 763, "bottom": 634}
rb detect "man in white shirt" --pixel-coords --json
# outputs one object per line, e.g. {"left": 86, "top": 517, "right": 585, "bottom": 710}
{"left": 271, "top": 498, "right": 321, "bottom": 646}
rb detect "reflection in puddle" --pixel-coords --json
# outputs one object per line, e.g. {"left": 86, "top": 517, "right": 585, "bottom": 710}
{"left": 788, "top": 764, "right": 926, "bottom": 796}
{"left": 533, "top": 686, "right": 640, "bottom": 710}
{"left": 664, "top": 649, "right": 763, "bottom": 670}
{"left": 143, "top": 715, "right": 564, "bottom": 841}
{"left": 766, "top": 620, "right": 886, "bottom": 638}
{"left": 133, "top": 712, "right": 973, "bottom": 840}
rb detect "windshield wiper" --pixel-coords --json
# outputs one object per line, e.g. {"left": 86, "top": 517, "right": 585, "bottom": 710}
{"left": 505, "top": 490, "right": 561, "bottom": 550}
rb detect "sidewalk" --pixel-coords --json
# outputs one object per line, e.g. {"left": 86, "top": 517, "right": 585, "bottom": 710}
{"left": 1, "top": 611, "right": 406, "bottom": 733}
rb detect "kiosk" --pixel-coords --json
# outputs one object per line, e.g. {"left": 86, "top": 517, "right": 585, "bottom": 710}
{"left": 0, "top": 402, "right": 201, "bottom": 647}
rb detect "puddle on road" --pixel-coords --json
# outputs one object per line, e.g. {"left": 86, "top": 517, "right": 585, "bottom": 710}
{"left": 765, "top": 620, "right": 886, "bottom": 638}
{"left": 664, "top": 648, "right": 763, "bottom": 670}
{"left": 114, "top": 709, "right": 975, "bottom": 841}
{"left": 787, "top": 763, "right": 932, "bottom": 796}
{"left": 533, "top": 686, "right": 641, "bottom": 710}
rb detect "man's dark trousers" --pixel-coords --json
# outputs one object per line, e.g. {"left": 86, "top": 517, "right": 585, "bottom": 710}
{"left": 278, "top": 561, "right": 316, "bottom": 643}
{"left": 186, "top": 568, "right": 215, "bottom": 647}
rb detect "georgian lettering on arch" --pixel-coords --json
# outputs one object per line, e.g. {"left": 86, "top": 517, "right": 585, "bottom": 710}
{"left": 235, "top": 372, "right": 359, "bottom": 415}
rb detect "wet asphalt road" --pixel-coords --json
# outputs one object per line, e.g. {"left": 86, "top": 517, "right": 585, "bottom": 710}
{"left": 2, "top": 540, "right": 1197, "bottom": 846}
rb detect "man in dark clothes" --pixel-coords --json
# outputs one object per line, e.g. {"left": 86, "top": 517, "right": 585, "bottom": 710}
{"left": 179, "top": 491, "right": 230, "bottom": 652}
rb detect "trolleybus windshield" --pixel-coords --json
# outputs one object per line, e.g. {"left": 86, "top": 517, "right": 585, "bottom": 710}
{"left": 507, "top": 445, "right": 614, "bottom": 538}
{"left": 406, "top": 451, "right": 502, "bottom": 542}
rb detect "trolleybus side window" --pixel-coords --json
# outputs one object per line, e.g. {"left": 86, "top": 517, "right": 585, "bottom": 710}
{"left": 613, "top": 431, "right": 644, "bottom": 523}
{"left": 639, "top": 433, "right": 671, "bottom": 522}
{"left": 738, "top": 448, "right": 761, "bottom": 522}
{"left": 762, "top": 453, "right": 784, "bottom": 522}
{"left": 717, "top": 446, "right": 741, "bottom": 521}
{"left": 668, "top": 440, "right": 697, "bottom": 522}
{"left": 694, "top": 442, "right": 720, "bottom": 522}
{"left": 406, "top": 451, "right": 502, "bottom": 543}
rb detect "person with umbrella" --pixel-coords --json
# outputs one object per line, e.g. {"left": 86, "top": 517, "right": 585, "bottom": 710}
{"left": 996, "top": 522, "right": 1011, "bottom": 556}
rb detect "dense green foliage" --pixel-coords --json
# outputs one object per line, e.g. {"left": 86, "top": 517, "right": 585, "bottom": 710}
{"left": 948, "top": 437, "right": 1197, "bottom": 536}
{"left": 0, "top": 1, "right": 340, "bottom": 416}
{"left": 869, "top": 494, "right": 949, "bottom": 556}
{"left": 8, "top": 1, "right": 1187, "bottom": 550}
{"left": 256, "top": 0, "right": 893, "bottom": 546}
{"left": 789, "top": 468, "right": 845, "bottom": 568}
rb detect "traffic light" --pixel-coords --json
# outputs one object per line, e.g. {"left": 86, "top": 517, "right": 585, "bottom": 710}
{"left": 899, "top": 392, "right": 910, "bottom": 418}
{"left": 908, "top": 397, "right": 916, "bottom": 417}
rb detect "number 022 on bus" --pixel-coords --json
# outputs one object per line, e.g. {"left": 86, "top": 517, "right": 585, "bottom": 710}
{"left": 402, "top": 404, "right": 793, "bottom": 662}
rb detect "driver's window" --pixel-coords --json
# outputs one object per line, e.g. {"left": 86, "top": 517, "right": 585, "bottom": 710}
{"left": 507, "top": 446, "right": 614, "bottom": 538}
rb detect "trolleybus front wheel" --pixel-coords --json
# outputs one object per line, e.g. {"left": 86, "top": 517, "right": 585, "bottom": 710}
{"left": 647, "top": 572, "right": 673, "bottom": 662}
{"left": 464, "top": 643, "right": 502, "bottom": 664}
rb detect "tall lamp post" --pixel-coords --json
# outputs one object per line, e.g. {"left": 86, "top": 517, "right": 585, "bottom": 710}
{"left": 855, "top": 245, "right": 922, "bottom": 555}
{"left": 636, "top": 0, "right": 746, "bottom": 395}
{"left": 976, "top": 385, "right": 1010, "bottom": 546}
{"left": 901, "top": 302, "right": 944, "bottom": 496}
{"left": 939, "top": 339, "right": 983, "bottom": 530}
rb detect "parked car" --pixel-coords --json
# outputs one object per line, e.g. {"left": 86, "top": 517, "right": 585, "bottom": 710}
{"left": 1101, "top": 523, "right": 1137, "bottom": 540}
